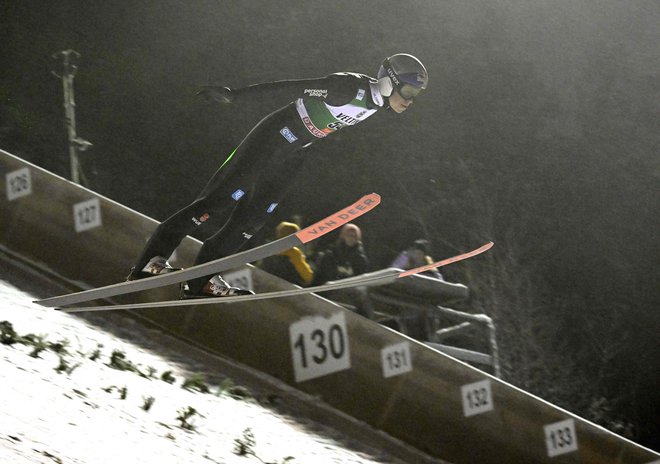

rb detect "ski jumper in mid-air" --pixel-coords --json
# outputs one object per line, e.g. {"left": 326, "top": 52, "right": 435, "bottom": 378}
{"left": 127, "top": 53, "right": 429, "bottom": 297}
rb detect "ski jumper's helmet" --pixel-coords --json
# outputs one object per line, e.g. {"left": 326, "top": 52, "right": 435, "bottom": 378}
{"left": 377, "top": 53, "right": 428, "bottom": 100}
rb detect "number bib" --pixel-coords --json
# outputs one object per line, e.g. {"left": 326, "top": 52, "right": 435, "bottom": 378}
{"left": 295, "top": 83, "right": 379, "bottom": 138}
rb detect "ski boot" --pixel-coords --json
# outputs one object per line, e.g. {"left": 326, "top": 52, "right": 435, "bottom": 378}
{"left": 126, "top": 256, "right": 181, "bottom": 281}
{"left": 181, "top": 275, "right": 254, "bottom": 298}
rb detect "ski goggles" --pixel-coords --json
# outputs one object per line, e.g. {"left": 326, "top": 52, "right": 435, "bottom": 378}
{"left": 397, "top": 83, "right": 424, "bottom": 100}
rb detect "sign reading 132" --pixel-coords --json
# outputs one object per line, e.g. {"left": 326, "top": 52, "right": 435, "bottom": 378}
{"left": 461, "top": 379, "right": 494, "bottom": 417}
{"left": 289, "top": 312, "right": 350, "bottom": 383}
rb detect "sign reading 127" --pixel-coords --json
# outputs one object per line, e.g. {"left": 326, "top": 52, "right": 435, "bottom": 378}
{"left": 289, "top": 312, "right": 350, "bottom": 383}
{"left": 73, "top": 198, "right": 102, "bottom": 232}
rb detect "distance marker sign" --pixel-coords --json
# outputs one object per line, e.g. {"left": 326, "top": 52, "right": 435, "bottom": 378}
{"left": 290, "top": 312, "right": 350, "bottom": 383}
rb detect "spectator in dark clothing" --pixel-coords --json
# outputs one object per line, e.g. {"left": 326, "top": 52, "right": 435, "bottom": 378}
{"left": 313, "top": 224, "right": 374, "bottom": 319}
{"left": 391, "top": 239, "right": 444, "bottom": 280}
{"left": 312, "top": 224, "right": 369, "bottom": 285}
{"left": 260, "top": 221, "right": 314, "bottom": 286}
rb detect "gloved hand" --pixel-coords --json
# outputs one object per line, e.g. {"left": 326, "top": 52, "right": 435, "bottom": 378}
{"left": 195, "top": 86, "right": 234, "bottom": 104}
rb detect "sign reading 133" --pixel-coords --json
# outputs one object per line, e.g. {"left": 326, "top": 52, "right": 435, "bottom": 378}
{"left": 544, "top": 418, "right": 578, "bottom": 457}
{"left": 289, "top": 312, "right": 350, "bottom": 383}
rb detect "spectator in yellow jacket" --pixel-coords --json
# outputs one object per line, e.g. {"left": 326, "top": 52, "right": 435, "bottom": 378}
{"left": 261, "top": 221, "right": 314, "bottom": 286}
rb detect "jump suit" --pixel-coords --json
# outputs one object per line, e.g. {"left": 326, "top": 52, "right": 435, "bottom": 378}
{"left": 133, "top": 72, "right": 385, "bottom": 293}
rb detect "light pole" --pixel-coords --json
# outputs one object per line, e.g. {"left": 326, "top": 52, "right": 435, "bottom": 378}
{"left": 52, "top": 49, "right": 92, "bottom": 185}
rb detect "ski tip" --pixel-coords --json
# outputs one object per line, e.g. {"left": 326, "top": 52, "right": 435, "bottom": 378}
{"left": 367, "top": 192, "right": 381, "bottom": 203}
{"left": 398, "top": 241, "right": 494, "bottom": 278}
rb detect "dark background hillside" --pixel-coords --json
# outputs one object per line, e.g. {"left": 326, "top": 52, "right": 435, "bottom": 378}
{"left": 1, "top": 0, "right": 658, "bottom": 450}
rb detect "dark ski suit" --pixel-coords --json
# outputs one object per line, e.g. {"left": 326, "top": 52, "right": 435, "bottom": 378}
{"left": 133, "top": 73, "right": 385, "bottom": 293}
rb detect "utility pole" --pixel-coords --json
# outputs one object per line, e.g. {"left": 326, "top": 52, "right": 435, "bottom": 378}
{"left": 52, "top": 49, "right": 92, "bottom": 185}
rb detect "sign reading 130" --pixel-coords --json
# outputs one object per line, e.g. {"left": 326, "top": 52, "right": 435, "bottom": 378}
{"left": 289, "top": 312, "right": 350, "bottom": 383}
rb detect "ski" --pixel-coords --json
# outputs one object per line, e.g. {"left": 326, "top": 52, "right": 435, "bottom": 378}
{"left": 35, "top": 193, "right": 381, "bottom": 308}
{"left": 57, "top": 242, "right": 493, "bottom": 312}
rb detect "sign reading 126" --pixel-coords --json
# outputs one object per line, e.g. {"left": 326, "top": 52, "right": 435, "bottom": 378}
{"left": 289, "top": 312, "right": 350, "bottom": 383}
{"left": 6, "top": 167, "right": 32, "bottom": 201}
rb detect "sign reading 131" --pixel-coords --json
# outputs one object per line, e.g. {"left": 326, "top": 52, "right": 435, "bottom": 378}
{"left": 381, "top": 342, "right": 412, "bottom": 378}
{"left": 289, "top": 312, "right": 350, "bottom": 383}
